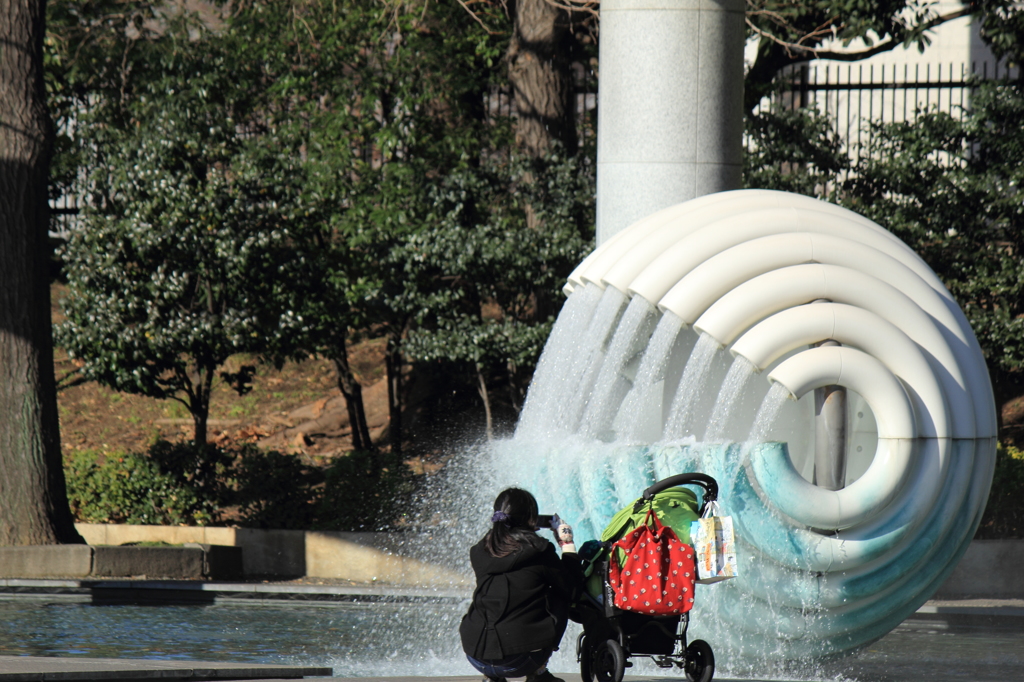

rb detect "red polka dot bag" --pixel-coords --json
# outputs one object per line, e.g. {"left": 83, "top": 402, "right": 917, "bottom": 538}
{"left": 607, "top": 509, "right": 697, "bottom": 615}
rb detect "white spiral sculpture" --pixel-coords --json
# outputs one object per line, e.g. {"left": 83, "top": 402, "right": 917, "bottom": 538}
{"left": 509, "top": 189, "right": 996, "bottom": 659}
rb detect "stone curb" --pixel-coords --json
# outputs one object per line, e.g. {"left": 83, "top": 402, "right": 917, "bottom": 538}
{"left": 0, "top": 545, "right": 242, "bottom": 581}
{"left": 0, "top": 578, "right": 470, "bottom": 605}
{"left": 0, "top": 656, "right": 330, "bottom": 682}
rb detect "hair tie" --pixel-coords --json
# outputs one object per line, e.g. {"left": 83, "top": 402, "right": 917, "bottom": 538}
{"left": 491, "top": 510, "right": 510, "bottom": 524}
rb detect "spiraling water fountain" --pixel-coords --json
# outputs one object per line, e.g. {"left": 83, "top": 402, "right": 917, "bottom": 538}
{"left": 489, "top": 188, "right": 997, "bottom": 665}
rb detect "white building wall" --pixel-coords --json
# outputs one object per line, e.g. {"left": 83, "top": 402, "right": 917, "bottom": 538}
{"left": 748, "top": 4, "right": 1014, "bottom": 168}
{"left": 816, "top": 2, "right": 999, "bottom": 74}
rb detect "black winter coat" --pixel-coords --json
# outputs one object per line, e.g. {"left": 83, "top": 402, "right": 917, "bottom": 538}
{"left": 460, "top": 533, "right": 582, "bottom": 660}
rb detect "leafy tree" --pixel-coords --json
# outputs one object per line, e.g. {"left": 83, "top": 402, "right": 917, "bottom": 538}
{"left": 222, "top": 0, "right": 511, "bottom": 455}
{"left": 0, "top": 0, "right": 83, "bottom": 545}
{"left": 753, "top": 0, "right": 1024, "bottom": 106}
{"left": 401, "top": 150, "right": 594, "bottom": 438}
{"left": 976, "top": 442, "right": 1024, "bottom": 537}
{"left": 56, "top": 14, "right": 311, "bottom": 446}
{"left": 841, "top": 79, "right": 1024, "bottom": 411}
{"left": 744, "top": 105, "right": 849, "bottom": 196}
{"left": 443, "top": 0, "right": 596, "bottom": 157}
{"left": 51, "top": 0, "right": 594, "bottom": 459}
{"left": 505, "top": 0, "right": 590, "bottom": 156}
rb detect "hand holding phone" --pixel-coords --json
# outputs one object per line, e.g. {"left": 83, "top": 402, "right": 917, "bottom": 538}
{"left": 549, "top": 513, "right": 574, "bottom": 547}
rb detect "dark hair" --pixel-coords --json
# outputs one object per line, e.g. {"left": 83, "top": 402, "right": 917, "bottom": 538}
{"left": 484, "top": 488, "right": 539, "bottom": 558}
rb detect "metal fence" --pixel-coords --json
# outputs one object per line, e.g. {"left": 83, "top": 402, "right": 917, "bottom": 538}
{"left": 50, "top": 188, "right": 82, "bottom": 240}
{"left": 63, "top": 61, "right": 1013, "bottom": 227}
{"left": 754, "top": 60, "right": 1020, "bottom": 169}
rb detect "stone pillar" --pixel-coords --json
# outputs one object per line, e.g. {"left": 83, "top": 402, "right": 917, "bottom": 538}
{"left": 596, "top": 0, "right": 746, "bottom": 245}
{"left": 813, "top": 338, "right": 848, "bottom": 491}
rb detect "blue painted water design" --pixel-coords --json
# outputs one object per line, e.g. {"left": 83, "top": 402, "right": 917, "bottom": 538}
{"left": 1, "top": 600, "right": 1023, "bottom": 680}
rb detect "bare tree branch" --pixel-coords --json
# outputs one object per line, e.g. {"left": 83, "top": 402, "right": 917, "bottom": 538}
{"left": 56, "top": 367, "right": 90, "bottom": 393}
{"left": 811, "top": 9, "right": 971, "bottom": 62}
{"left": 455, "top": 0, "right": 501, "bottom": 34}
{"left": 747, "top": 6, "right": 972, "bottom": 62}
{"left": 447, "top": 0, "right": 598, "bottom": 35}
{"left": 543, "top": 0, "right": 599, "bottom": 18}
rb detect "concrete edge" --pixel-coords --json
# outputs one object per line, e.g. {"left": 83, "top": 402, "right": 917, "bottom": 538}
{"left": 11, "top": 530, "right": 1024, "bottom": 597}
{"left": 8, "top": 578, "right": 1024, "bottom": 621}
{"left": 73, "top": 525, "right": 474, "bottom": 587}
{"left": 0, "top": 579, "right": 471, "bottom": 604}
{"left": 914, "top": 604, "right": 1024, "bottom": 618}
{"left": 0, "top": 546, "right": 242, "bottom": 581}
{"left": 0, "top": 656, "right": 332, "bottom": 682}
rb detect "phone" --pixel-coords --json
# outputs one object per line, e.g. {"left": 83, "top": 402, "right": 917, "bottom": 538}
{"left": 535, "top": 514, "right": 554, "bottom": 530}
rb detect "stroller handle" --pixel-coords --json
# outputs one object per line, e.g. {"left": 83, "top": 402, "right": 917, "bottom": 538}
{"left": 634, "top": 473, "right": 718, "bottom": 514}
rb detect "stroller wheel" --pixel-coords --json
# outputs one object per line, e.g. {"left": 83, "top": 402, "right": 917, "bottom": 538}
{"left": 591, "top": 638, "right": 625, "bottom": 682}
{"left": 578, "top": 636, "right": 594, "bottom": 682}
{"left": 684, "top": 639, "right": 715, "bottom": 682}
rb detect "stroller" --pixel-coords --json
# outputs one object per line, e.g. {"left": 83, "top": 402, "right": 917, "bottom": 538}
{"left": 572, "top": 473, "right": 719, "bottom": 682}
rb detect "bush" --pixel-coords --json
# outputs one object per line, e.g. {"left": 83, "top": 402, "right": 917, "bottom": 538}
{"left": 976, "top": 442, "right": 1024, "bottom": 539}
{"left": 64, "top": 440, "right": 414, "bottom": 531}
{"left": 147, "top": 439, "right": 235, "bottom": 507}
{"left": 314, "top": 449, "right": 413, "bottom": 531}
{"left": 64, "top": 448, "right": 222, "bottom": 525}
{"left": 233, "top": 446, "right": 322, "bottom": 529}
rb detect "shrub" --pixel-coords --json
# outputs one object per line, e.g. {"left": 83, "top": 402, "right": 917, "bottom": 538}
{"left": 64, "top": 448, "right": 221, "bottom": 525}
{"left": 976, "top": 443, "right": 1024, "bottom": 539}
{"left": 147, "top": 439, "right": 235, "bottom": 507}
{"left": 233, "top": 446, "right": 322, "bottom": 529}
{"left": 64, "top": 441, "right": 415, "bottom": 531}
{"left": 314, "top": 449, "right": 413, "bottom": 531}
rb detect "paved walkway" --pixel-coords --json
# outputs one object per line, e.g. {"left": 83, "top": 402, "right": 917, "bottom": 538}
{"left": 916, "top": 597, "right": 1024, "bottom": 616}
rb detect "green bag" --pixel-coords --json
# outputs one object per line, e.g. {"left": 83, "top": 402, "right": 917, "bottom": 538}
{"left": 601, "top": 487, "right": 700, "bottom": 544}
{"left": 583, "top": 487, "right": 701, "bottom": 599}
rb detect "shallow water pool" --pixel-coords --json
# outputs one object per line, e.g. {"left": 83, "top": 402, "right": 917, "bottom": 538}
{"left": 3, "top": 601, "right": 1024, "bottom": 681}
{"left": 0, "top": 600, "right": 466, "bottom": 677}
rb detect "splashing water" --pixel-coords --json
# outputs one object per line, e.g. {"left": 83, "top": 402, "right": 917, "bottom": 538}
{"left": 617, "top": 311, "right": 686, "bottom": 442}
{"left": 749, "top": 382, "right": 794, "bottom": 443}
{"left": 557, "top": 284, "right": 626, "bottom": 430}
{"left": 662, "top": 332, "right": 722, "bottom": 439}
{"left": 580, "top": 296, "right": 658, "bottom": 440}
{"left": 405, "top": 286, "right": 880, "bottom": 678}
{"left": 516, "top": 284, "right": 626, "bottom": 438}
{"left": 516, "top": 283, "right": 603, "bottom": 439}
{"left": 704, "top": 355, "right": 759, "bottom": 442}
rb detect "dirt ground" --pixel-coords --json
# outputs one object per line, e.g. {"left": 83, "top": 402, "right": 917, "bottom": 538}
{"left": 51, "top": 284, "right": 1024, "bottom": 462}
{"left": 52, "top": 283, "right": 392, "bottom": 463}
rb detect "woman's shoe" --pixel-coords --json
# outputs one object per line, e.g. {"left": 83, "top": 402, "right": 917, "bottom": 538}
{"left": 525, "top": 671, "right": 563, "bottom": 682}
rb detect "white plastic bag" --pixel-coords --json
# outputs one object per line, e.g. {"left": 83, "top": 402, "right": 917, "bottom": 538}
{"left": 689, "top": 501, "right": 738, "bottom": 584}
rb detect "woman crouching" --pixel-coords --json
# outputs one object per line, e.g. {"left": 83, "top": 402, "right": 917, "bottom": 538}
{"left": 460, "top": 488, "right": 582, "bottom": 682}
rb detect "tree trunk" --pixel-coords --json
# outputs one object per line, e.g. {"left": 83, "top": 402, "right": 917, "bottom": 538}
{"left": 507, "top": 0, "right": 580, "bottom": 353}
{"left": 188, "top": 362, "right": 215, "bottom": 447}
{"left": 476, "top": 363, "right": 494, "bottom": 441}
{"left": 744, "top": 39, "right": 802, "bottom": 115}
{"left": 0, "top": 0, "right": 83, "bottom": 545}
{"left": 384, "top": 337, "right": 402, "bottom": 459}
{"left": 332, "top": 349, "right": 373, "bottom": 452}
{"left": 507, "top": 0, "right": 577, "bottom": 157}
